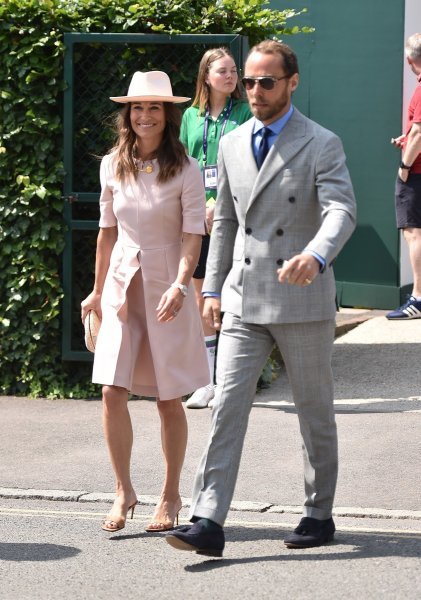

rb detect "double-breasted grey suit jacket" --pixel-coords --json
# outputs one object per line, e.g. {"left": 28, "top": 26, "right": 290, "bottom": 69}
{"left": 203, "top": 108, "right": 357, "bottom": 324}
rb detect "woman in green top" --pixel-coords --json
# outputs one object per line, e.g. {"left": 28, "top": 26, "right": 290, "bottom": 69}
{"left": 180, "top": 47, "right": 252, "bottom": 409}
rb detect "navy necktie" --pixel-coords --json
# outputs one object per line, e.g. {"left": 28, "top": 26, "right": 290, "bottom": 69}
{"left": 256, "top": 127, "right": 271, "bottom": 169}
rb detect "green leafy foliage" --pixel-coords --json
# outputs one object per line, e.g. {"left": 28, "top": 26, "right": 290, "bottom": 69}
{"left": 0, "top": 0, "right": 309, "bottom": 398}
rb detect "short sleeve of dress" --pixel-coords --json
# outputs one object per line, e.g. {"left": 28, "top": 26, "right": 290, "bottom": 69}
{"left": 181, "top": 157, "right": 207, "bottom": 235}
{"left": 98, "top": 154, "right": 118, "bottom": 228}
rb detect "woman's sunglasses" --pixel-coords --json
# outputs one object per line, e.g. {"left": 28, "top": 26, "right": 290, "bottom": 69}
{"left": 241, "top": 75, "right": 290, "bottom": 91}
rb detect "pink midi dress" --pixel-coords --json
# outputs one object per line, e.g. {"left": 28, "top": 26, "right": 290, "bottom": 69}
{"left": 92, "top": 152, "right": 210, "bottom": 400}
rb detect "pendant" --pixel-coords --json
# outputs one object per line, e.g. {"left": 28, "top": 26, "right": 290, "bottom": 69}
{"left": 136, "top": 160, "right": 154, "bottom": 173}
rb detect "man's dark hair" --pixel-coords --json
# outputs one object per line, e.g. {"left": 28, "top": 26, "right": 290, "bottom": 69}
{"left": 248, "top": 40, "right": 299, "bottom": 76}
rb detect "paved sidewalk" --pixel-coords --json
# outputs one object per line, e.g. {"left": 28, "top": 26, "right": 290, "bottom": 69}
{"left": 334, "top": 307, "right": 389, "bottom": 336}
{"left": 1, "top": 309, "right": 420, "bottom": 519}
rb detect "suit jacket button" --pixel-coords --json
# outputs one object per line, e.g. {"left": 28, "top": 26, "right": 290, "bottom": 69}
{"left": 276, "top": 229, "right": 284, "bottom": 236}
{"left": 288, "top": 196, "right": 296, "bottom": 203}
{"left": 245, "top": 227, "right": 252, "bottom": 234}
{"left": 276, "top": 258, "right": 284, "bottom": 266}
{"left": 245, "top": 257, "right": 251, "bottom": 265}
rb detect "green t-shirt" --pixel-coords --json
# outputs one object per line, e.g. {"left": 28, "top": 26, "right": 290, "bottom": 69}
{"left": 180, "top": 98, "right": 252, "bottom": 201}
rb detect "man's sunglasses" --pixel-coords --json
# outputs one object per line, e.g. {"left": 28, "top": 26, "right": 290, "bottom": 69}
{"left": 241, "top": 75, "right": 290, "bottom": 91}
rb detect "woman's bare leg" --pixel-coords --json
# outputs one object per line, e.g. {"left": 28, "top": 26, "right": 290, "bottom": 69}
{"left": 146, "top": 398, "right": 187, "bottom": 530}
{"left": 102, "top": 385, "right": 137, "bottom": 528}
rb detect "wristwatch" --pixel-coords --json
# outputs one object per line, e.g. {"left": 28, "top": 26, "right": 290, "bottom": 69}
{"left": 399, "top": 161, "right": 412, "bottom": 170}
{"left": 171, "top": 282, "right": 188, "bottom": 296}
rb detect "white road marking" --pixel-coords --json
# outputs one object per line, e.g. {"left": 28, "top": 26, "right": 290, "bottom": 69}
{"left": 1, "top": 508, "right": 421, "bottom": 535}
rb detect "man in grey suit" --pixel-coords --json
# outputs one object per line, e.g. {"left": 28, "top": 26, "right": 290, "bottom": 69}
{"left": 167, "top": 40, "right": 356, "bottom": 556}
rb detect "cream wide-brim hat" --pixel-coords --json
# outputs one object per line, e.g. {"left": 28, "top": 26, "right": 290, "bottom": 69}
{"left": 110, "top": 71, "right": 190, "bottom": 104}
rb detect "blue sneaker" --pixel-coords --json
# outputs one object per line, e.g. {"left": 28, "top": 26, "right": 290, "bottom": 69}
{"left": 386, "top": 296, "right": 421, "bottom": 320}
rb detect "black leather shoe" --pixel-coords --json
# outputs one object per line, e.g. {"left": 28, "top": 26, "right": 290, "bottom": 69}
{"left": 284, "top": 517, "right": 335, "bottom": 548}
{"left": 165, "top": 521, "right": 225, "bottom": 557}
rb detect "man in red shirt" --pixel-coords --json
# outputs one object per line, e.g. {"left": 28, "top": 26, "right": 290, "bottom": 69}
{"left": 388, "top": 33, "right": 421, "bottom": 319}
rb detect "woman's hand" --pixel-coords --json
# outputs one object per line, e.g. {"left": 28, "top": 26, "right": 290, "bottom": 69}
{"left": 156, "top": 232, "right": 200, "bottom": 322}
{"left": 156, "top": 287, "right": 185, "bottom": 322}
{"left": 81, "top": 291, "right": 102, "bottom": 323}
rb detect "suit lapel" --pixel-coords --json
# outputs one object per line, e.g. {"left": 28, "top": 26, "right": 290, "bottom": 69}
{"left": 247, "top": 110, "right": 313, "bottom": 210}
{"left": 228, "top": 119, "right": 258, "bottom": 192}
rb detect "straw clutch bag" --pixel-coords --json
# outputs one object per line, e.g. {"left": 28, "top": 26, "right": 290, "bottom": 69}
{"left": 84, "top": 310, "right": 101, "bottom": 353}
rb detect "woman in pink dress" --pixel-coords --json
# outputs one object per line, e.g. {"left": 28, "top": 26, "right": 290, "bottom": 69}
{"left": 81, "top": 71, "right": 209, "bottom": 533}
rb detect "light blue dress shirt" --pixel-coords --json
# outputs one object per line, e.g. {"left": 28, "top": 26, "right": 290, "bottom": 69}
{"left": 252, "top": 104, "right": 294, "bottom": 158}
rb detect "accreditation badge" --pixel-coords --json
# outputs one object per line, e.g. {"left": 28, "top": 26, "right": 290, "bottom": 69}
{"left": 203, "top": 165, "right": 218, "bottom": 190}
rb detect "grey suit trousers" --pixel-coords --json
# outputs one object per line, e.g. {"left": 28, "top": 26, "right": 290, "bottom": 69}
{"left": 189, "top": 312, "right": 337, "bottom": 526}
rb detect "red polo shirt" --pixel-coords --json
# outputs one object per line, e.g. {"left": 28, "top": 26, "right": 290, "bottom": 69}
{"left": 405, "top": 74, "right": 421, "bottom": 173}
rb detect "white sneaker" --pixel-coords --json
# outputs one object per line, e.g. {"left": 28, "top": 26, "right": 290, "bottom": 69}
{"left": 186, "top": 384, "right": 215, "bottom": 409}
{"left": 208, "top": 385, "right": 220, "bottom": 409}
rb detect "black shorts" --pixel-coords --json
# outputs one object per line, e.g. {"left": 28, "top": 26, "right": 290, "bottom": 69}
{"left": 193, "top": 234, "right": 210, "bottom": 279}
{"left": 395, "top": 173, "right": 421, "bottom": 229}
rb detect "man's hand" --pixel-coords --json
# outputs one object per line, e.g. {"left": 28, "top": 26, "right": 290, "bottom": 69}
{"left": 203, "top": 296, "right": 222, "bottom": 330}
{"left": 391, "top": 134, "right": 405, "bottom": 148}
{"left": 398, "top": 123, "right": 421, "bottom": 181}
{"left": 206, "top": 205, "right": 215, "bottom": 233}
{"left": 277, "top": 254, "right": 320, "bottom": 286}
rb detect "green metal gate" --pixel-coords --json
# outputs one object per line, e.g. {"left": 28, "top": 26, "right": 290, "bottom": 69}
{"left": 62, "top": 33, "right": 248, "bottom": 360}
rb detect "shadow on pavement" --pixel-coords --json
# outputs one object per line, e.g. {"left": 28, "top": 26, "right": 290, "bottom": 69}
{"left": 106, "top": 531, "right": 167, "bottom": 541}
{"left": 183, "top": 525, "right": 421, "bottom": 571}
{"left": 0, "top": 542, "right": 81, "bottom": 562}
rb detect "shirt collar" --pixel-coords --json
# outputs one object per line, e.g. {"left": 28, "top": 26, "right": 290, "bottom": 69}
{"left": 253, "top": 104, "right": 294, "bottom": 135}
{"left": 206, "top": 96, "right": 233, "bottom": 120}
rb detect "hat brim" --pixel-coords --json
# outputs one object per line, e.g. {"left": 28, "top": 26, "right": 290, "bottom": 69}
{"left": 110, "top": 95, "right": 191, "bottom": 104}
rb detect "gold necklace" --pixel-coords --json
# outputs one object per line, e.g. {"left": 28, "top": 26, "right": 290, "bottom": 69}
{"left": 133, "top": 151, "right": 157, "bottom": 174}
{"left": 136, "top": 160, "right": 154, "bottom": 174}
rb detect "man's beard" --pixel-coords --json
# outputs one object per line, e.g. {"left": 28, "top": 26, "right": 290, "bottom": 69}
{"left": 250, "top": 97, "right": 289, "bottom": 122}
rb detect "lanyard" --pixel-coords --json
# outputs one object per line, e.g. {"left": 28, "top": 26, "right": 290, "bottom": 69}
{"left": 202, "top": 99, "right": 233, "bottom": 167}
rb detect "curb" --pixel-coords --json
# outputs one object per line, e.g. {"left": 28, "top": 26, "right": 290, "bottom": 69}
{"left": 334, "top": 309, "right": 390, "bottom": 339}
{"left": 1, "top": 487, "right": 420, "bottom": 521}
{"left": 334, "top": 316, "right": 371, "bottom": 338}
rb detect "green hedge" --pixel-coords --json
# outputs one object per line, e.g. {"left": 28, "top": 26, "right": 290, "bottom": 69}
{"left": 0, "top": 0, "right": 310, "bottom": 398}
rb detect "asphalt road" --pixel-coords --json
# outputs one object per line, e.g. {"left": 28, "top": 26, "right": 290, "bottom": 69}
{"left": 1, "top": 314, "right": 420, "bottom": 598}
{"left": 1, "top": 499, "right": 420, "bottom": 600}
